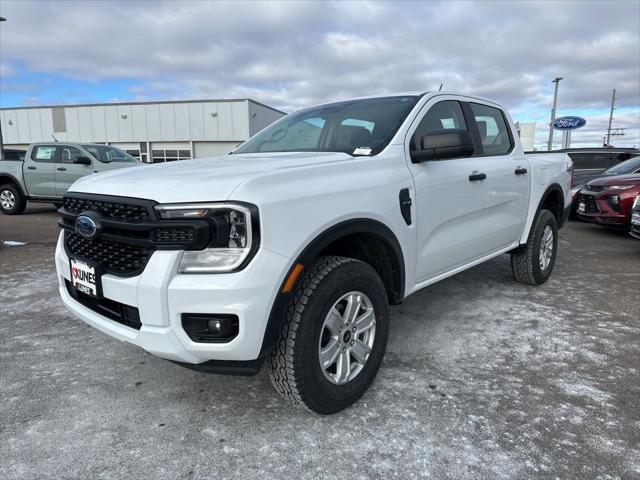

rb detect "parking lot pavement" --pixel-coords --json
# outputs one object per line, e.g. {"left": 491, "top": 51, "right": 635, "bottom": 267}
{"left": 1, "top": 205, "right": 639, "bottom": 480}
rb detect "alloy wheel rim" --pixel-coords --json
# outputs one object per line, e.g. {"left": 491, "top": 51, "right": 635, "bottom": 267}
{"left": 539, "top": 225, "right": 554, "bottom": 271}
{"left": 318, "top": 291, "right": 376, "bottom": 385}
{"left": 0, "top": 190, "right": 15, "bottom": 209}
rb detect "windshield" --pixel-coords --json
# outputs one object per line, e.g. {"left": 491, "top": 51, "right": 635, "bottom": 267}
{"left": 234, "top": 95, "right": 421, "bottom": 156}
{"left": 82, "top": 144, "right": 138, "bottom": 163}
{"left": 605, "top": 156, "right": 640, "bottom": 174}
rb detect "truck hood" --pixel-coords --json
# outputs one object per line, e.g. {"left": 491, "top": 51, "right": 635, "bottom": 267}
{"left": 68, "top": 151, "right": 352, "bottom": 203}
{"left": 587, "top": 173, "right": 640, "bottom": 187}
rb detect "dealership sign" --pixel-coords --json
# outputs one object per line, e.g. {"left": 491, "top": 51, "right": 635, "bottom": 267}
{"left": 553, "top": 116, "right": 586, "bottom": 130}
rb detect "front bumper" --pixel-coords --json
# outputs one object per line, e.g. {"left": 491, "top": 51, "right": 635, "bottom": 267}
{"left": 55, "top": 231, "right": 290, "bottom": 364}
{"left": 576, "top": 191, "right": 628, "bottom": 226}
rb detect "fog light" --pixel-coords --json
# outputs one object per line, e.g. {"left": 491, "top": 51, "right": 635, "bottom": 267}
{"left": 182, "top": 314, "right": 239, "bottom": 343}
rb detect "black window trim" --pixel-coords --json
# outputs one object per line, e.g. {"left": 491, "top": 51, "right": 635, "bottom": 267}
{"left": 30, "top": 145, "right": 60, "bottom": 164}
{"left": 463, "top": 101, "right": 515, "bottom": 157}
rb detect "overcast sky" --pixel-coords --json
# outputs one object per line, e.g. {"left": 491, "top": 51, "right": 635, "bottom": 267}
{"left": 1, "top": 0, "right": 638, "bottom": 149}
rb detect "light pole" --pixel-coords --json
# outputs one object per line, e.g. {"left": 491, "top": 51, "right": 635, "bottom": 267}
{"left": 0, "top": 16, "right": 6, "bottom": 161}
{"left": 547, "top": 77, "right": 563, "bottom": 151}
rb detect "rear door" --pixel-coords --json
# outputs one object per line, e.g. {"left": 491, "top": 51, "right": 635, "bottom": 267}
{"left": 24, "top": 145, "right": 59, "bottom": 197}
{"left": 406, "top": 98, "right": 496, "bottom": 282}
{"left": 465, "top": 102, "right": 529, "bottom": 246}
{"left": 55, "top": 145, "right": 93, "bottom": 195}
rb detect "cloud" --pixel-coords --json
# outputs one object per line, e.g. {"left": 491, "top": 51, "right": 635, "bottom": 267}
{"left": 0, "top": 0, "right": 638, "bottom": 147}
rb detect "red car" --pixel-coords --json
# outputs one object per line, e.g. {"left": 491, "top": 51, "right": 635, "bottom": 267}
{"left": 577, "top": 173, "right": 640, "bottom": 231}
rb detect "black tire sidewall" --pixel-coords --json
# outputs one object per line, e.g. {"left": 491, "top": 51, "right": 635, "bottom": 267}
{"left": 0, "top": 184, "right": 25, "bottom": 215}
{"left": 293, "top": 261, "right": 389, "bottom": 413}
{"left": 531, "top": 211, "right": 558, "bottom": 284}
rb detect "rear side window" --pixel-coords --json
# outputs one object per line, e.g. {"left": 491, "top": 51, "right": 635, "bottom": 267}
{"left": 412, "top": 101, "right": 467, "bottom": 150}
{"left": 31, "top": 146, "right": 57, "bottom": 163}
{"left": 470, "top": 103, "right": 513, "bottom": 156}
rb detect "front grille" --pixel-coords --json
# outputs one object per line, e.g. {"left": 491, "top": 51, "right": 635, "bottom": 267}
{"left": 151, "top": 227, "right": 196, "bottom": 244}
{"left": 578, "top": 193, "right": 600, "bottom": 213}
{"left": 66, "top": 231, "right": 152, "bottom": 276}
{"left": 63, "top": 196, "right": 150, "bottom": 221}
{"left": 60, "top": 193, "right": 213, "bottom": 277}
{"left": 65, "top": 280, "right": 141, "bottom": 330}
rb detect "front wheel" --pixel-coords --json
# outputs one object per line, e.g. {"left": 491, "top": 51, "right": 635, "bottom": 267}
{"left": 0, "top": 184, "right": 26, "bottom": 215}
{"left": 269, "top": 256, "right": 389, "bottom": 414}
{"left": 511, "top": 209, "right": 558, "bottom": 285}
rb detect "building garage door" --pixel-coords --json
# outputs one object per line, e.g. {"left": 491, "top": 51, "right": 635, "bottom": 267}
{"left": 150, "top": 142, "right": 191, "bottom": 163}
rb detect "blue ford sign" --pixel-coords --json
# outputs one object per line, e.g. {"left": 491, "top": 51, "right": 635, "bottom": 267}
{"left": 553, "top": 116, "right": 586, "bottom": 130}
{"left": 75, "top": 215, "right": 98, "bottom": 239}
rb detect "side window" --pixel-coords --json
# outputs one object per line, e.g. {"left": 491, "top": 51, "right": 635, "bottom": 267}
{"left": 469, "top": 103, "right": 513, "bottom": 155}
{"left": 60, "top": 146, "right": 87, "bottom": 164}
{"left": 31, "top": 146, "right": 58, "bottom": 163}
{"left": 412, "top": 101, "right": 467, "bottom": 150}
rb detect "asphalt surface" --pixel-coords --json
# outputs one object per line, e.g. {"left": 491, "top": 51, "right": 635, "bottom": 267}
{"left": 1, "top": 204, "right": 639, "bottom": 479}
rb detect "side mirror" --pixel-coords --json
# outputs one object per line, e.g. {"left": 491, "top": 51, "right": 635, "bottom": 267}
{"left": 410, "top": 129, "right": 474, "bottom": 163}
{"left": 73, "top": 156, "right": 92, "bottom": 165}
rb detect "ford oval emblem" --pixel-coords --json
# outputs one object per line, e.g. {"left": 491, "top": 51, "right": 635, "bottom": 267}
{"left": 75, "top": 215, "right": 98, "bottom": 239}
{"left": 553, "top": 116, "right": 586, "bottom": 130}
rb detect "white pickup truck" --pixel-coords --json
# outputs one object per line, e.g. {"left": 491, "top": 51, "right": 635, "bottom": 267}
{"left": 55, "top": 93, "right": 572, "bottom": 414}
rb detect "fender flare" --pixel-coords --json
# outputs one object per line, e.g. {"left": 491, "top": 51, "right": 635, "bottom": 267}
{"left": 258, "top": 218, "right": 405, "bottom": 357}
{"left": 521, "top": 183, "right": 566, "bottom": 243}
{"left": 538, "top": 183, "right": 566, "bottom": 225}
{"left": 0, "top": 173, "right": 27, "bottom": 199}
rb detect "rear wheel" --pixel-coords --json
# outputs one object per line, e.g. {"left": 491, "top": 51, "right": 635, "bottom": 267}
{"left": 0, "top": 184, "right": 26, "bottom": 215}
{"left": 511, "top": 209, "right": 558, "bottom": 285}
{"left": 269, "top": 256, "right": 389, "bottom": 414}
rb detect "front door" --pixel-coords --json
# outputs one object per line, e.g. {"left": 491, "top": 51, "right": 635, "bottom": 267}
{"left": 24, "top": 145, "right": 58, "bottom": 197}
{"left": 55, "top": 145, "right": 93, "bottom": 195}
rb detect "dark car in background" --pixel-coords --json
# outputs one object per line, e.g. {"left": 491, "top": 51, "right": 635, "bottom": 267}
{"left": 577, "top": 174, "right": 640, "bottom": 232}
{"left": 2, "top": 148, "right": 27, "bottom": 161}
{"left": 566, "top": 147, "right": 639, "bottom": 174}
{"left": 630, "top": 194, "right": 640, "bottom": 239}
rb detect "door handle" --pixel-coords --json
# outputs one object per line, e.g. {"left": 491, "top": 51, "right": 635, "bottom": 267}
{"left": 27, "top": 166, "right": 36, "bottom": 170}
{"left": 468, "top": 172, "right": 487, "bottom": 182}
{"left": 56, "top": 167, "right": 67, "bottom": 171}
{"left": 515, "top": 167, "right": 528, "bottom": 175}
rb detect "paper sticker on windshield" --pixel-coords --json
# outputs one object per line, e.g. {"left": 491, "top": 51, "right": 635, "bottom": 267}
{"left": 353, "top": 147, "right": 372, "bottom": 156}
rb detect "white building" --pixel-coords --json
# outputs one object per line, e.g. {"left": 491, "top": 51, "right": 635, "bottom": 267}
{"left": 515, "top": 122, "right": 536, "bottom": 151}
{"left": 0, "top": 99, "right": 285, "bottom": 162}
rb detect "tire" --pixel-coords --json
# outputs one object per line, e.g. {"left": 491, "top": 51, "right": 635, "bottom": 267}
{"left": 269, "top": 256, "right": 390, "bottom": 414}
{"left": 0, "top": 184, "right": 26, "bottom": 215}
{"left": 511, "top": 209, "right": 558, "bottom": 285}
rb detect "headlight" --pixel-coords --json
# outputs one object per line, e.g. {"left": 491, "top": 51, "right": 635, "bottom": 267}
{"left": 607, "top": 185, "right": 633, "bottom": 191}
{"left": 571, "top": 185, "right": 583, "bottom": 195}
{"left": 155, "top": 203, "right": 258, "bottom": 273}
{"left": 633, "top": 194, "right": 640, "bottom": 209}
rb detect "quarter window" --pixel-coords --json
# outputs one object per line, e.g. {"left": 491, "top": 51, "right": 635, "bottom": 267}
{"left": 412, "top": 101, "right": 467, "bottom": 151}
{"left": 470, "top": 103, "right": 512, "bottom": 155}
{"left": 31, "top": 146, "right": 57, "bottom": 163}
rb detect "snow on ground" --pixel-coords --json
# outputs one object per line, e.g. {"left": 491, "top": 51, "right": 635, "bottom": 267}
{"left": 0, "top": 217, "right": 638, "bottom": 479}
